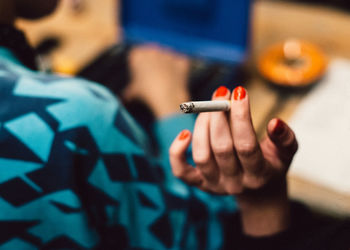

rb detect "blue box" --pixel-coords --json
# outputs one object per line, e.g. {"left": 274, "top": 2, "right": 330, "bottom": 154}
{"left": 121, "top": 0, "right": 252, "bottom": 64}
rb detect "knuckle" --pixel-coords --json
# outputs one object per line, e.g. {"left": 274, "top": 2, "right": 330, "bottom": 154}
{"left": 236, "top": 143, "right": 259, "bottom": 158}
{"left": 212, "top": 143, "right": 234, "bottom": 158}
{"left": 193, "top": 152, "right": 211, "bottom": 166}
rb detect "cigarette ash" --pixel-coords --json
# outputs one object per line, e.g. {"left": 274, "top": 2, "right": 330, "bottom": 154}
{"left": 180, "top": 103, "right": 194, "bottom": 113}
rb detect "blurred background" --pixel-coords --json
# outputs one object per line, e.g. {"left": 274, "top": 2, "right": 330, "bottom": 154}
{"left": 17, "top": 0, "right": 350, "bottom": 216}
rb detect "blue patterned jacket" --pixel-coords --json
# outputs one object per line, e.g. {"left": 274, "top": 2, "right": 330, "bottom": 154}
{"left": 0, "top": 47, "right": 237, "bottom": 250}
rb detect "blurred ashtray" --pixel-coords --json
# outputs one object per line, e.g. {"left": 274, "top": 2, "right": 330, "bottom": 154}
{"left": 258, "top": 39, "right": 328, "bottom": 87}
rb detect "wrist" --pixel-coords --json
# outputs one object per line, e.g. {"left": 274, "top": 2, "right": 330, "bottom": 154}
{"left": 237, "top": 181, "right": 291, "bottom": 237}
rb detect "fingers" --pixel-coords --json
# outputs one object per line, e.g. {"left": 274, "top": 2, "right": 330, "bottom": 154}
{"left": 266, "top": 118, "right": 298, "bottom": 166}
{"left": 169, "top": 130, "right": 203, "bottom": 186}
{"left": 209, "top": 87, "right": 241, "bottom": 191}
{"left": 170, "top": 87, "right": 296, "bottom": 197}
{"left": 230, "top": 87, "right": 264, "bottom": 182}
{"left": 192, "top": 112, "right": 219, "bottom": 183}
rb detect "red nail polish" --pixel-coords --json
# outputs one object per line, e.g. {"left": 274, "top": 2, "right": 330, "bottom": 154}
{"left": 233, "top": 86, "right": 246, "bottom": 100}
{"left": 215, "top": 86, "right": 228, "bottom": 97}
{"left": 274, "top": 119, "right": 285, "bottom": 135}
{"left": 179, "top": 130, "right": 190, "bottom": 140}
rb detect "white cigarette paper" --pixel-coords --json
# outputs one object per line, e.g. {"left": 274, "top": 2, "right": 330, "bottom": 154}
{"left": 180, "top": 100, "right": 231, "bottom": 113}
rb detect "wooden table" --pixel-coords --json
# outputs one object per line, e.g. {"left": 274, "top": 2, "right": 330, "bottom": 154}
{"left": 18, "top": 0, "right": 350, "bottom": 215}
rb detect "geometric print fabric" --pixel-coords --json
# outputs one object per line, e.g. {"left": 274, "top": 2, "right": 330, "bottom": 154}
{"left": 0, "top": 49, "right": 237, "bottom": 249}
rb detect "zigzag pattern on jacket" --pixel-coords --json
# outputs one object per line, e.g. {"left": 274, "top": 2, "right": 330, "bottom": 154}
{"left": 0, "top": 58, "right": 237, "bottom": 250}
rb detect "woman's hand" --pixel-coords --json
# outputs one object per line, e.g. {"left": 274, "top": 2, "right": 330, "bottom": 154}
{"left": 169, "top": 86, "right": 298, "bottom": 236}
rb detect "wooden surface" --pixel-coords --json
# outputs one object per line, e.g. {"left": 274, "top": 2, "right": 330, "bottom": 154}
{"left": 17, "top": 0, "right": 350, "bottom": 215}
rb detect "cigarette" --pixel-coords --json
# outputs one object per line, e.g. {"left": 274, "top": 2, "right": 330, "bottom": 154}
{"left": 180, "top": 100, "right": 231, "bottom": 113}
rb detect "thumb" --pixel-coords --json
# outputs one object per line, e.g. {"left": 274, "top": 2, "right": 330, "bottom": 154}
{"left": 266, "top": 118, "right": 298, "bottom": 165}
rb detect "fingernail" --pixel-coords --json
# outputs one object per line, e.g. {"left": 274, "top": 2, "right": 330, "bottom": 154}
{"left": 215, "top": 86, "right": 228, "bottom": 97}
{"left": 233, "top": 86, "right": 246, "bottom": 100}
{"left": 273, "top": 119, "right": 285, "bottom": 136}
{"left": 179, "top": 130, "right": 190, "bottom": 140}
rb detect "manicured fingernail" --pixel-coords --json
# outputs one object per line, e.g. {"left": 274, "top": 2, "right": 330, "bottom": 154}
{"left": 233, "top": 86, "right": 246, "bottom": 100}
{"left": 179, "top": 130, "right": 190, "bottom": 140}
{"left": 273, "top": 119, "right": 285, "bottom": 135}
{"left": 215, "top": 86, "right": 228, "bottom": 97}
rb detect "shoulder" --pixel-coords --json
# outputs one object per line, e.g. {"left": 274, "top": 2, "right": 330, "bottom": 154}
{"left": 0, "top": 62, "right": 148, "bottom": 153}
{"left": 0, "top": 59, "right": 118, "bottom": 119}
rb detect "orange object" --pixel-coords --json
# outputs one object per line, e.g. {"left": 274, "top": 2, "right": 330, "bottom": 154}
{"left": 52, "top": 57, "right": 78, "bottom": 76}
{"left": 258, "top": 39, "right": 328, "bottom": 87}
